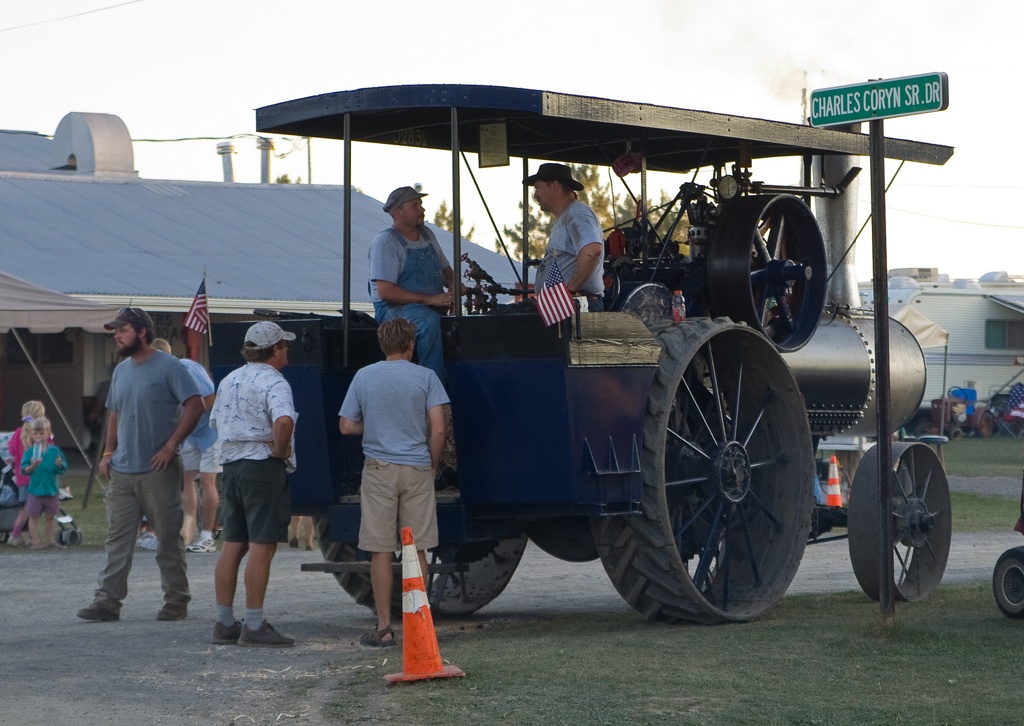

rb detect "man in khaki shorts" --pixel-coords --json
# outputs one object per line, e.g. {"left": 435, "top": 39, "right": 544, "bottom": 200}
{"left": 338, "top": 318, "right": 448, "bottom": 647}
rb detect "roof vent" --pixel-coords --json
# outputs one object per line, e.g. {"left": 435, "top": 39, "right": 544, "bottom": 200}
{"left": 888, "top": 276, "right": 920, "bottom": 290}
{"left": 49, "top": 112, "right": 137, "bottom": 176}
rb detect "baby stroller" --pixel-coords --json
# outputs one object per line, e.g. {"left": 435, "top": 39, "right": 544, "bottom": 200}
{"left": 0, "top": 462, "right": 82, "bottom": 547}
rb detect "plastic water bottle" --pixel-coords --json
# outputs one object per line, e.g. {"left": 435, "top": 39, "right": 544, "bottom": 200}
{"left": 672, "top": 290, "right": 686, "bottom": 324}
{"left": 32, "top": 443, "right": 42, "bottom": 461}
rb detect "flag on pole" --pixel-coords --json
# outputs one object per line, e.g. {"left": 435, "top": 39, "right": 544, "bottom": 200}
{"left": 536, "top": 260, "right": 575, "bottom": 327}
{"left": 184, "top": 277, "right": 209, "bottom": 334}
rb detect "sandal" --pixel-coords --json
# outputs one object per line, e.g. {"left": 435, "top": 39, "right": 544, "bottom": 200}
{"left": 360, "top": 625, "right": 396, "bottom": 648}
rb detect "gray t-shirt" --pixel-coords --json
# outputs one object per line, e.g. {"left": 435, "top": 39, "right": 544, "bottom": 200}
{"left": 106, "top": 350, "right": 201, "bottom": 473}
{"left": 338, "top": 359, "right": 449, "bottom": 466}
{"left": 537, "top": 200, "right": 605, "bottom": 295}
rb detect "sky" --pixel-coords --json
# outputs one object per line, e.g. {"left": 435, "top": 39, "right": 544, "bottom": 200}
{"left": 1, "top": 0, "right": 1017, "bottom": 284}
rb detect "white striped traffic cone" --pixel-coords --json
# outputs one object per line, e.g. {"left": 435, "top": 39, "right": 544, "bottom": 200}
{"left": 826, "top": 456, "right": 843, "bottom": 507}
{"left": 383, "top": 527, "right": 465, "bottom": 684}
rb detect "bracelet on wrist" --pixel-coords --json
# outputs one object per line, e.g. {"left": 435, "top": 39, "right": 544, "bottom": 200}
{"left": 102, "top": 451, "right": 114, "bottom": 458}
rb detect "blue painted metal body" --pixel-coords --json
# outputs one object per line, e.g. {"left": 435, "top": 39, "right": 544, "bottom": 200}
{"left": 210, "top": 312, "right": 654, "bottom": 547}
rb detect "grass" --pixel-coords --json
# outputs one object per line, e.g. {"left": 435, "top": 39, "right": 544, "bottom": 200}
{"left": 940, "top": 435, "right": 1024, "bottom": 479}
{"left": 951, "top": 491, "right": 1019, "bottom": 532}
{"left": 323, "top": 584, "right": 1020, "bottom": 725}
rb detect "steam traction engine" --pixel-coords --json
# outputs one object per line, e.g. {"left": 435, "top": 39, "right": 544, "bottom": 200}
{"left": 213, "top": 85, "right": 955, "bottom": 623}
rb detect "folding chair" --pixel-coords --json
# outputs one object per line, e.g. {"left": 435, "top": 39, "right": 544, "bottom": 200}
{"left": 995, "top": 384, "right": 1024, "bottom": 438}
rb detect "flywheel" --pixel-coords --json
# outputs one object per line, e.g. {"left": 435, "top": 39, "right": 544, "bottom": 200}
{"left": 706, "top": 194, "right": 827, "bottom": 352}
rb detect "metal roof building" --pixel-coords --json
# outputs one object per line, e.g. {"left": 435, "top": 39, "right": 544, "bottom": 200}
{"left": 0, "top": 114, "right": 516, "bottom": 316}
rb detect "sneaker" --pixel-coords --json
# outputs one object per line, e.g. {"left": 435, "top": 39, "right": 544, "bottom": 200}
{"left": 77, "top": 602, "right": 120, "bottom": 622}
{"left": 156, "top": 602, "right": 188, "bottom": 621}
{"left": 58, "top": 487, "right": 74, "bottom": 501}
{"left": 186, "top": 536, "right": 217, "bottom": 554}
{"left": 6, "top": 535, "right": 25, "bottom": 548}
{"left": 238, "top": 621, "right": 295, "bottom": 648}
{"left": 136, "top": 532, "right": 158, "bottom": 550}
{"left": 212, "top": 620, "right": 242, "bottom": 645}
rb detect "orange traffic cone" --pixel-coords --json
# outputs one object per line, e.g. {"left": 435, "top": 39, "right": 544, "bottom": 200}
{"left": 826, "top": 455, "right": 843, "bottom": 507}
{"left": 384, "top": 527, "right": 465, "bottom": 684}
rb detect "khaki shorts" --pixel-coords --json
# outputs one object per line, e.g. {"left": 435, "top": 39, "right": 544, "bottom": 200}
{"left": 181, "top": 440, "right": 222, "bottom": 474}
{"left": 358, "top": 458, "right": 438, "bottom": 553}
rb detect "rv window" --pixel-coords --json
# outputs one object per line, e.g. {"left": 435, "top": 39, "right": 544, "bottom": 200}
{"left": 985, "top": 320, "right": 1024, "bottom": 349}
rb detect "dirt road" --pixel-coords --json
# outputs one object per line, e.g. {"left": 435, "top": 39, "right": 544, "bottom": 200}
{"left": 3, "top": 518, "right": 1022, "bottom": 726}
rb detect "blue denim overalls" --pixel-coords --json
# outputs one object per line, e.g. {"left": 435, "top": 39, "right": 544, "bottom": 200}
{"left": 372, "top": 237, "right": 447, "bottom": 383}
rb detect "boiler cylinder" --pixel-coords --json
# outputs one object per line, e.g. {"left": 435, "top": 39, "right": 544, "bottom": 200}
{"left": 782, "top": 311, "right": 925, "bottom": 438}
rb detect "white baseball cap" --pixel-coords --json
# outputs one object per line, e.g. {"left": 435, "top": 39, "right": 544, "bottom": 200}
{"left": 244, "top": 321, "right": 296, "bottom": 348}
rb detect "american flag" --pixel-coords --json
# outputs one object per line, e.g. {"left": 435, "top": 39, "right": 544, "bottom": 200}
{"left": 536, "top": 260, "right": 575, "bottom": 327}
{"left": 184, "top": 278, "right": 209, "bottom": 334}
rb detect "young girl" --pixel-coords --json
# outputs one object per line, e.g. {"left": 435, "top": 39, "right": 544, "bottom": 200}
{"left": 20, "top": 417, "right": 67, "bottom": 549}
{"left": 6, "top": 400, "right": 46, "bottom": 547}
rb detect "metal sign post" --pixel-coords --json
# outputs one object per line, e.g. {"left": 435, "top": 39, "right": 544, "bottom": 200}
{"left": 810, "top": 73, "right": 949, "bottom": 620}
{"left": 869, "top": 119, "right": 895, "bottom": 619}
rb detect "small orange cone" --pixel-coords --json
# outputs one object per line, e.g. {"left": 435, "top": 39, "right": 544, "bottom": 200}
{"left": 384, "top": 527, "right": 465, "bottom": 683}
{"left": 826, "top": 456, "right": 843, "bottom": 507}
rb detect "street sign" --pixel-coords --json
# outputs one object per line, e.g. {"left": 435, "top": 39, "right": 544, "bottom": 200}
{"left": 809, "top": 73, "right": 948, "bottom": 128}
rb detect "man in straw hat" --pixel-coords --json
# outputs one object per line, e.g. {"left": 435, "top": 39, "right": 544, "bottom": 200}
{"left": 523, "top": 163, "right": 606, "bottom": 311}
{"left": 368, "top": 185, "right": 456, "bottom": 383}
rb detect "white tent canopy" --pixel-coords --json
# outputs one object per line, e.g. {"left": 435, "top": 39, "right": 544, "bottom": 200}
{"left": 0, "top": 269, "right": 116, "bottom": 333}
{"left": 892, "top": 304, "right": 949, "bottom": 349}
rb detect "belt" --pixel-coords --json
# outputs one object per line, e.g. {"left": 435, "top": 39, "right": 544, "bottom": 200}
{"left": 581, "top": 293, "right": 602, "bottom": 301}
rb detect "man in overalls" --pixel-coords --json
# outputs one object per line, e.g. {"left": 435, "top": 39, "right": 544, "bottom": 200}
{"left": 369, "top": 186, "right": 456, "bottom": 384}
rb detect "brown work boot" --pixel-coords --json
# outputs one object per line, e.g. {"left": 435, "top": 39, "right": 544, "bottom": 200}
{"left": 156, "top": 602, "right": 188, "bottom": 621}
{"left": 76, "top": 602, "right": 119, "bottom": 622}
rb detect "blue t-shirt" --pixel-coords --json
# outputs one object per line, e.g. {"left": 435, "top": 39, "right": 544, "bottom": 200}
{"left": 106, "top": 350, "right": 202, "bottom": 473}
{"left": 338, "top": 359, "right": 449, "bottom": 466}
{"left": 21, "top": 444, "right": 68, "bottom": 497}
{"left": 179, "top": 358, "right": 216, "bottom": 451}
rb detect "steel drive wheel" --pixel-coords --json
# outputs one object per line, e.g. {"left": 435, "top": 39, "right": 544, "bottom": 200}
{"left": 706, "top": 194, "right": 827, "bottom": 352}
{"left": 993, "top": 546, "right": 1024, "bottom": 618}
{"left": 592, "top": 319, "right": 815, "bottom": 623}
{"left": 316, "top": 518, "right": 527, "bottom": 617}
{"left": 848, "top": 443, "right": 951, "bottom": 601}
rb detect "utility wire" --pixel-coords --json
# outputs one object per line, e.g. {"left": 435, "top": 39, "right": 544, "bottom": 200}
{"left": 0, "top": 0, "right": 148, "bottom": 34}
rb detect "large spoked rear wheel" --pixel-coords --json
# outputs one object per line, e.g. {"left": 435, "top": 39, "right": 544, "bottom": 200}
{"left": 592, "top": 319, "right": 815, "bottom": 623}
{"left": 848, "top": 443, "right": 951, "bottom": 601}
{"left": 315, "top": 518, "right": 527, "bottom": 618}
